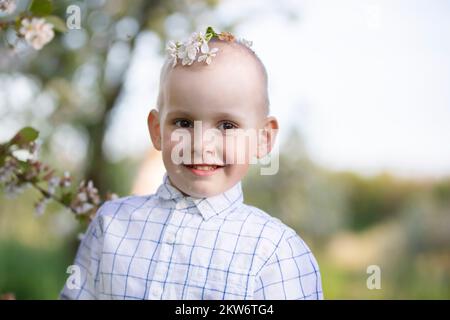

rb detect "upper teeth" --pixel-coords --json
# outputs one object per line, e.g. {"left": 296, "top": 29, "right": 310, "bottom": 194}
{"left": 189, "top": 165, "right": 218, "bottom": 171}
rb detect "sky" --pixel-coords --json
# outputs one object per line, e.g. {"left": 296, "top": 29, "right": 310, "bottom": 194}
{"left": 220, "top": 0, "right": 450, "bottom": 178}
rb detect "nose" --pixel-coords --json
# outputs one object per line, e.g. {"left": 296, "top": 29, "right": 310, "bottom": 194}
{"left": 192, "top": 121, "right": 222, "bottom": 163}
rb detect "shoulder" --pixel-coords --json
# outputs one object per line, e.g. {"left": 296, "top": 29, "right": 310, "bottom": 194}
{"left": 96, "top": 194, "right": 155, "bottom": 217}
{"left": 233, "top": 204, "right": 305, "bottom": 268}
{"left": 239, "top": 205, "right": 321, "bottom": 285}
{"left": 92, "top": 194, "right": 158, "bottom": 232}
{"left": 238, "top": 203, "right": 298, "bottom": 243}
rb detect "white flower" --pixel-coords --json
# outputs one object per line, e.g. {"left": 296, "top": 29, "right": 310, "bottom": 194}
{"left": 0, "top": 158, "right": 16, "bottom": 183}
{"left": 166, "top": 40, "right": 177, "bottom": 53}
{"left": 188, "top": 31, "right": 206, "bottom": 45}
{"left": 109, "top": 193, "right": 119, "bottom": 200}
{"left": 200, "top": 41, "right": 209, "bottom": 55}
{"left": 61, "top": 171, "right": 71, "bottom": 188}
{"left": 29, "top": 140, "right": 41, "bottom": 160}
{"left": 47, "top": 176, "right": 60, "bottom": 195}
{"left": 77, "top": 191, "right": 88, "bottom": 202}
{"left": 179, "top": 41, "right": 199, "bottom": 66}
{"left": 86, "top": 180, "right": 95, "bottom": 191}
{"left": 186, "top": 42, "right": 199, "bottom": 60}
{"left": 178, "top": 31, "right": 206, "bottom": 66}
{"left": 34, "top": 197, "right": 49, "bottom": 216}
{"left": 86, "top": 180, "right": 100, "bottom": 204}
{"left": 74, "top": 202, "right": 94, "bottom": 214}
{"left": 0, "top": 166, "right": 13, "bottom": 183}
{"left": 197, "top": 43, "right": 219, "bottom": 65}
{"left": 237, "top": 37, "right": 253, "bottom": 49}
{"left": 0, "top": 0, "right": 16, "bottom": 14}
{"left": 178, "top": 48, "right": 193, "bottom": 66}
{"left": 4, "top": 180, "right": 25, "bottom": 198}
{"left": 19, "top": 18, "right": 55, "bottom": 50}
{"left": 166, "top": 40, "right": 180, "bottom": 67}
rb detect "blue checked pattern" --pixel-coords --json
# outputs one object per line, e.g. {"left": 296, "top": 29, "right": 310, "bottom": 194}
{"left": 60, "top": 173, "right": 323, "bottom": 300}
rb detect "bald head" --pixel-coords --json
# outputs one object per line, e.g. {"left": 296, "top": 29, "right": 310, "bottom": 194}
{"left": 156, "top": 38, "right": 270, "bottom": 116}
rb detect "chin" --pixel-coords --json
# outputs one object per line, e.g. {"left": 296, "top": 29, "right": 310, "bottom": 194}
{"left": 183, "top": 182, "right": 222, "bottom": 198}
{"left": 167, "top": 165, "right": 244, "bottom": 198}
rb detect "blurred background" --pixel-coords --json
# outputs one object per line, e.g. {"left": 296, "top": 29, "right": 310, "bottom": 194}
{"left": 1, "top": 0, "right": 449, "bottom": 299}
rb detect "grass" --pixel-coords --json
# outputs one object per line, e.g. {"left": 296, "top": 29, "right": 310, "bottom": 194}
{"left": 0, "top": 240, "right": 74, "bottom": 299}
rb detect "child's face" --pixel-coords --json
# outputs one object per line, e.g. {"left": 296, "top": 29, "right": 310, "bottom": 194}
{"left": 148, "top": 44, "right": 278, "bottom": 198}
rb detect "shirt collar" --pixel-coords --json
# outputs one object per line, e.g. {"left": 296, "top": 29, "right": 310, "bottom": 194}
{"left": 155, "top": 173, "right": 244, "bottom": 221}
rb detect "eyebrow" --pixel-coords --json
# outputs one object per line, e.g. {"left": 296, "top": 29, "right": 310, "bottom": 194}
{"left": 165, "top": 110, "right": 192, "bottom": 119}
{"left": 165, "top": 110, "right": 247, "bottom": 124}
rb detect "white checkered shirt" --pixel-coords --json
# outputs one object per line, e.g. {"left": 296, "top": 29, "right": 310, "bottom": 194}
{"left": 60, "top": 173, "right": 323, "bottom": 300}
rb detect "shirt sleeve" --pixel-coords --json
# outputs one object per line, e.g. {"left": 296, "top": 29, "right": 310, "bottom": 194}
{"left": 253, "top": 231, "right": 323, "bottom": 300}
{"left": 59, "top": 203, "right": 107, "bottom": 300}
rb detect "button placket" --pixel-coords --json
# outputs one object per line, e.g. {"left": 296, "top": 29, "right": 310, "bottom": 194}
{"left": 148, "top": 200, "right": 190, "bottom": 299}
{"left": 166, "top": 200, "right": 188, "bottom": 244}
{"left": 148, "top": 281, "right": 163, "bottom": 299}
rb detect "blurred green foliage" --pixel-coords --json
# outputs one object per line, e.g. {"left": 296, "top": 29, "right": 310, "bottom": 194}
{"left": 0, "top": 240, "right": 72, "bottom": 299}
{"left": 243, "top": 129, "right": 450, "bottom": 299}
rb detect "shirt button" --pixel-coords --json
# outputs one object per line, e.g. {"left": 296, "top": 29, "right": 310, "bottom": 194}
{"left": 150, "top": 286, "right": 161, "bottom": 298}
{"left": 166, "top": 232, "right": 176, "bottom": 244}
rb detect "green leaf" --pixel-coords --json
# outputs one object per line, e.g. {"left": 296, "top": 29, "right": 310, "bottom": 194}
{"left": 15, "top": 17, "right": 22, "bottom": 30}
{"left": 205, "top": 26, "right": 218, "bottom": 41}
{"left": 75, "top": 213, "right": 90, "bottom": 227}
{"left": 61, "top": 192, "right": 73, "bottom": 206}
{"left": 0, "top": 144, "right": 7, "bottom": 155}
{"left": 10, "top": 127, "right": 39, "bottom": 146}
{"left": 17, "top": 160, "right": 30, "bottom": 172}
{"left": 45, "top": 15, "right": 68, "bottom": 32}
{"left": 29, "top": 0, "right": 53, "bottom": 17}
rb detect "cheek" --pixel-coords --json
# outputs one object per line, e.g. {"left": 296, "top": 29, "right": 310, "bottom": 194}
{"left": 224, "top": 163, "right": 249, "bottom": 181}
{"left": 161, "top": 128, "right": 192, "bottom": 158}
{"left": 223, "top": 134, "right": 257, "bottom": 165}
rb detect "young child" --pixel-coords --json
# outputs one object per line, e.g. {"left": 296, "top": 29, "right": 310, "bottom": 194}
{"left": 60, "top": 27, "right": 323, "bottom": 300}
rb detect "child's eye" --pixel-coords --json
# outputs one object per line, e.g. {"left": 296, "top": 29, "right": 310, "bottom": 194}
{"left": 174, "top": 119, "right": 193, "bottom": 128}
{"left": 218, "top": 121, "right": 238, "bottom": 131}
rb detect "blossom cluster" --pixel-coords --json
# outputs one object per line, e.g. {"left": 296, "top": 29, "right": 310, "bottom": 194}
{"left": 19, "top": 17, "right": 55, "bottom": 50}
{"left": 0, "top": 0, "right": 16, "bottom": 14}
{"left": 0, "top": 0, "right": 58, "bottom": 50}
{"left": 166, "top": 26, "right": 253, "bottom": 67}
{"left": 0, "top": 127, "right": 118, "bottom": 221}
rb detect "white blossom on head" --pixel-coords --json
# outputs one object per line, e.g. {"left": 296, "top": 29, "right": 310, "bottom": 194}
{"left": 19, "top": 18, "right": 55, "bottom": 50}
{"left": 188, "top": 31, "right": 206, "bottom": 45}
{"left": 166, "top": 40, "right": 180, "bottom": 67}
{"left": 165, "top": 26, "right": 253, "bottom": 67}
{"left": 237, "top": 37, "right": 253, "bottom": 49}
{"left": 197, "top": 43, "right": 219, "bottom": 65}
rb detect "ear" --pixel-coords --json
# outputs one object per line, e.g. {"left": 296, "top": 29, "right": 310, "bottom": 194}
{"left": 148, "top": 109, "right": 162, "bottom": 151}
{"left": 256, "top": 116, "right": 279, "bottom": 159}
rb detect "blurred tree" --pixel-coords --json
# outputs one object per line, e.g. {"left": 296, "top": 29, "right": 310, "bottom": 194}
{"left": 244, "top": 127, "right": 349, "bottom": 245}
{"left": 0, "top": 0, "right": 222, "bottom": 195}
{"left": 340, "top": 172, "right": 421, "bottom": 231}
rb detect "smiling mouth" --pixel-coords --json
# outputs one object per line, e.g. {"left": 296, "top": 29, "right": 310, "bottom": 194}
{"left": 183, "top": 164, "right": 224, "bottom": 171}
{"left": 182, "top": 163, "right": 225, "bottom": 176}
